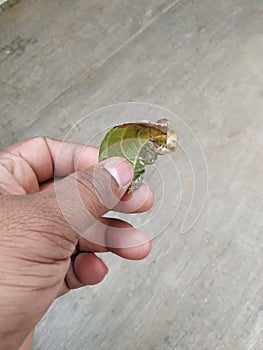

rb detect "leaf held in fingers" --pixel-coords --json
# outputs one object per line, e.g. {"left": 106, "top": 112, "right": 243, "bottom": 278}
{"left": 99, "top": 118, "right": 178, "bottom": 193}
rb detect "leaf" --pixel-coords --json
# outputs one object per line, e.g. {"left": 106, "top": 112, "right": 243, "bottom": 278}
{"left": 99, "top": 118, "right": 178, "bottom": 193}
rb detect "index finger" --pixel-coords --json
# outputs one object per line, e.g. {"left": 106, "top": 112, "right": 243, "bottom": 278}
{"left": 4, "top": 137, "right": 99, "bottom": 183}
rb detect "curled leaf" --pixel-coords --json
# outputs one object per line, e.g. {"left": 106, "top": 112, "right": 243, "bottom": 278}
{"left": 99, "top": 118, "right": 178, "bottom": 193}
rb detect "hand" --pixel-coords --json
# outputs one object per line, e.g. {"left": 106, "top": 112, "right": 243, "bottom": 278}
{"left": 0, "top": 137, "right": 153, "bottom": 350}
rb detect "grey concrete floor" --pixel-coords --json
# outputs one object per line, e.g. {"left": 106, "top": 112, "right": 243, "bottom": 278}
{"left": 0, "top": 1, "right": 262, "bottom": 349}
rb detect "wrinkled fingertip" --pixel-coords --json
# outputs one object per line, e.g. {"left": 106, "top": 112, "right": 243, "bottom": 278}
{"left": 114, "top": 183, "right": 154, "bottom": 213}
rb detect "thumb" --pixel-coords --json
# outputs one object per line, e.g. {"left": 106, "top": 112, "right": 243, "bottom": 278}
{"left": 43, "top": 157, "right": 134, "bottom": 238}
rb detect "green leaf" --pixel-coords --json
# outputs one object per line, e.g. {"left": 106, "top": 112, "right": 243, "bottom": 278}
{"left": 99, "top": 118, "right": 178, "bottom": 193}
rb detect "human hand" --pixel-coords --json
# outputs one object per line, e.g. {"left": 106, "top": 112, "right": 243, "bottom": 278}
{"left": 0, "top": 137, "right": 153, "bottom": 350}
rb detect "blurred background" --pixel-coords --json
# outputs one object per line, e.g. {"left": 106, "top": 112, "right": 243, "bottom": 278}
{"left": 0, "top": 1, "right": 262, "bottom": 349}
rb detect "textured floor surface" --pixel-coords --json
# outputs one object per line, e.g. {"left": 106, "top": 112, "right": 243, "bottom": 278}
{"left": 0, "top": 1, "right": 262, "bottom": 349}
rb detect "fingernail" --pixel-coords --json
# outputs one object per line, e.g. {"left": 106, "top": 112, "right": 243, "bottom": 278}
{"left": 103, "top": 157, "right": 133, "bottom": 187}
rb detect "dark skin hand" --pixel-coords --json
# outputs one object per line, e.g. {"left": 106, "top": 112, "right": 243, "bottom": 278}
{"left": 0, "top": 137, "right": 153, "bottom": 350}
